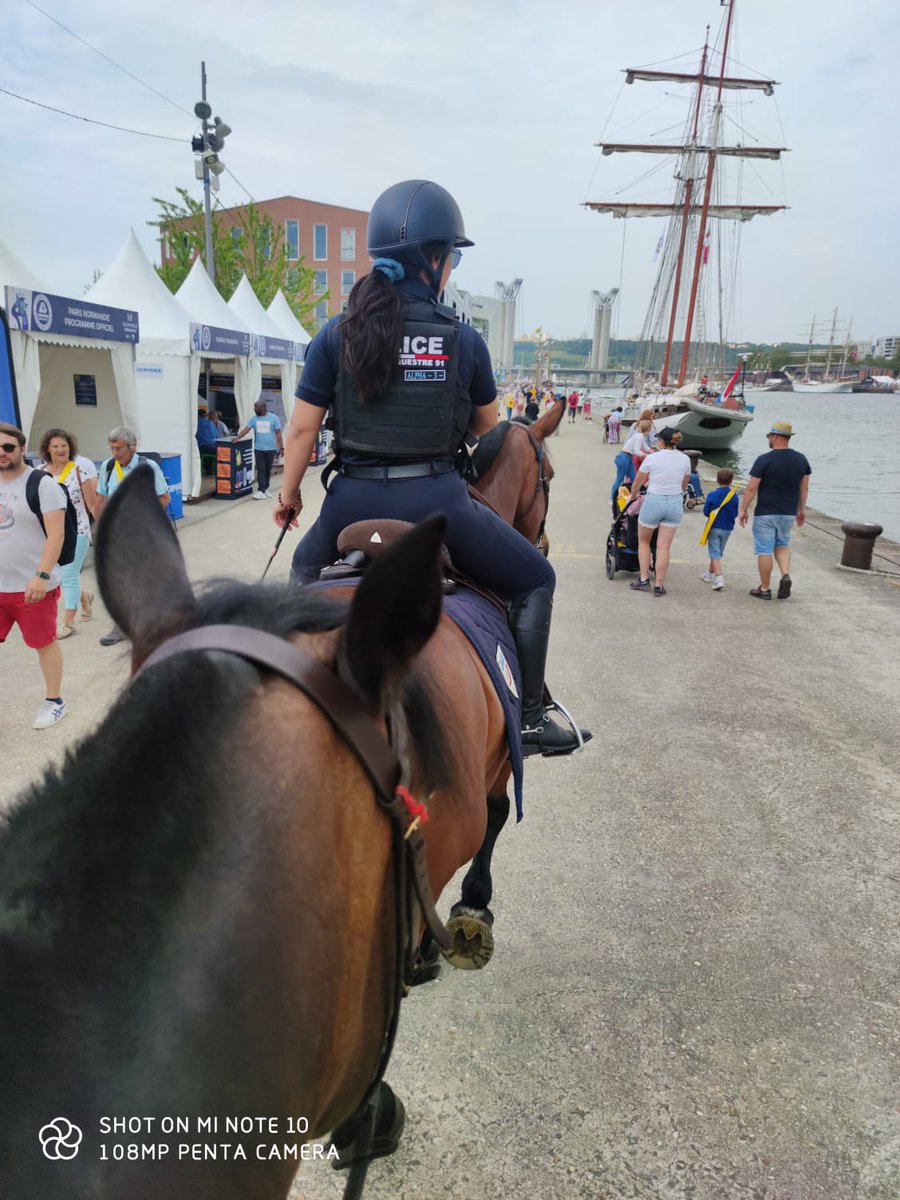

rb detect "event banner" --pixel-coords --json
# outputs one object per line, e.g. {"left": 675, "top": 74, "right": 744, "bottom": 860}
{"left": 4, "top": 286, "right": 139, "bottom": 343}
{"left": 190, "top": 323, "right": 251, "bottom": 357}
{"left": 250, "top": 334, "right": 300, "bottom": 362}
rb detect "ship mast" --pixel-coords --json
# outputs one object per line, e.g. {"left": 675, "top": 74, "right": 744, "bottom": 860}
{"left": 678, "top": 0, "right": 736, "bottom": 385}
{"left": 584, "top": 0, "right": 787, "bottom": 389}
{"left": 660, "top": 33, "right": 710, "bottom": 387}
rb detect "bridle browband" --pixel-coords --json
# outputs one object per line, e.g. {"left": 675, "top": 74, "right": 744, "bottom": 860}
{"left": 138, "top": 623, "right": 451, "bottom": 1105}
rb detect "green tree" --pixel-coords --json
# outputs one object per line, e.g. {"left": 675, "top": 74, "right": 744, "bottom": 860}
{"left": 148, "top": 189, "right": 321, "bottom": 327}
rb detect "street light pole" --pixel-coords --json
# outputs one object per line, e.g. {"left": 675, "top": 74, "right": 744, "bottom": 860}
{"left": 200, "top": 62, "right": 215, "bottom": 286}
{"left": 191, "top": 63, "right": 231, "bottom": 287}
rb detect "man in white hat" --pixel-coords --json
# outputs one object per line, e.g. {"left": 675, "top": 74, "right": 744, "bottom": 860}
{"left": 738, "top": 420, "right": 811, "bottom": 600}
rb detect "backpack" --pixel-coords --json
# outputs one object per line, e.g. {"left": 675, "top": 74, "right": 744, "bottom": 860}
{"left": 25, "top": 470, "right": 79, "bottom": 567}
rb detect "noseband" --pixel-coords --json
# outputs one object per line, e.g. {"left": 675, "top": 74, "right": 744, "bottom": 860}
{"left": 138, "top": 623, "right": 450, "bottom": 1101}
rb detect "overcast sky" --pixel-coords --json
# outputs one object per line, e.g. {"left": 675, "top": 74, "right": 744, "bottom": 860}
{"left": 2, "top": 0, "right": 897, "bottom": 345}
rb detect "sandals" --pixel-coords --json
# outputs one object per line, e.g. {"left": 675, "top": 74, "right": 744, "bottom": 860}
{"left": 58, "top": 623, "right": 76, "bottom": 640}
{"left": 749, "top": 586, "right": 772, "bottom": 600}
{"left": 652, "top": 585, "right": 667, "bottom": 597}
{"left": 80, "top": 590, "right": 94, "bottom": 621}
{"left": 629, "top": 579, "right": 651, "bottom": 592}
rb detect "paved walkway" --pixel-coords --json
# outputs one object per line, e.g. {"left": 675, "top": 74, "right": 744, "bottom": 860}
{"left": 3, "top": 423, "right": 898, "bottom": 1199}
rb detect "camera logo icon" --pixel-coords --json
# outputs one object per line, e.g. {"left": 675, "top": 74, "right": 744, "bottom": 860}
{"left": 39, "top": 1117, "right": 83, "bottom": 1160}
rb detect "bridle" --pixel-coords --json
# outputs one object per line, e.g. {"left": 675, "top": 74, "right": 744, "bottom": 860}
{"left": 138, "top": 624, "right": 450, "bottom": 1106}
{"left": 514, "top": 426, "right": 552, "bottom": 550}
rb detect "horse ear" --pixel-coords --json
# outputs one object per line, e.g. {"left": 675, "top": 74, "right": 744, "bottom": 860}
{"left": 339, "top": 515, "right": 447, "bottom": 711}
{"left": 94, "top": 466, "right": 196, "bottom": 665}
{"left": 531, "top": 396, "right": 565, "bottom": 440}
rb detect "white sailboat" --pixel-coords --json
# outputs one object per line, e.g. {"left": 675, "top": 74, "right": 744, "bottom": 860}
{"left": 788, "top": 309, "right": 855, "bottom": 392}
{"left": 585, "top": 0, "right": 787, "bottom": 450}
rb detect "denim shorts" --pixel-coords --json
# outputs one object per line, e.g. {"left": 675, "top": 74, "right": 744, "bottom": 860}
{"left": 753, "top": 514, "right": 795, "bottom": 555}
{"left": 638, "top": 493, "right": 683, "bottom": 528}
{"left": 706, "top": 527, "right": 731, "bottom": 560}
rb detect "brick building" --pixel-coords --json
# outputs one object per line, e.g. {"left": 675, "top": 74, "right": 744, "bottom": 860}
{"left": 160, "top": 195, "right": 371, "bottom": 326}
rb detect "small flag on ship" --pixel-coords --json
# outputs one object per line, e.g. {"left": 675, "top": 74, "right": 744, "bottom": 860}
{"left": 702, "top": 231, "right": 710, "bottom": 265}
{"left": 652, "top": 232, "right": 664, "bottom": 262}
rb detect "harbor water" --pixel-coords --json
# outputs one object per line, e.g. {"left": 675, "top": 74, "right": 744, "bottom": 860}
{"left": 704, "top": 389, "right": 900, "bottom": 542}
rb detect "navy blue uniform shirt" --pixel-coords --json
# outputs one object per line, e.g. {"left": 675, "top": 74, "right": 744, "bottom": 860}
{"left": 296, "top": 278, "right": 497, "bottom": 462}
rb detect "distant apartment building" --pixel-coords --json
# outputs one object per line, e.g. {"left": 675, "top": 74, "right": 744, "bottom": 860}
{"left": 160, "top": 195, "right": 371, "bottom": 325}
{"left": 871, "top": 335, "right": 900, "bottom": 359}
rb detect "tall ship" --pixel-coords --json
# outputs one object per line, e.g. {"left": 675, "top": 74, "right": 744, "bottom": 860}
{"left": 585, "top": 0, "right": 787, "bottom": 450}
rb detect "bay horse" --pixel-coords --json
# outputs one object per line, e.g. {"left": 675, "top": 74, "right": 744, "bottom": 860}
{"left": 0, "top": 408, "right": 564, "bottom": 1198}
{"left": 470, "top": 397, "right": 565, "bottom": 553}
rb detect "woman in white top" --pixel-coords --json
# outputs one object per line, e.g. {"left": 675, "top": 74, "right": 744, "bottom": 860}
{"left": 623, "top": 418, "right": 654, "bottom": 472}
{"left": 627, "top": 426, "right": 691, "bottom": 597}
{"left": 39, "top": 428, "right": 100, "bottom": 636}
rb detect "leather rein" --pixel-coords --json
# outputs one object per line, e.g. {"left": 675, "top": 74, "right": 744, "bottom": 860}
{"left": 516, "top": 427, "right": 551, "bottom": 548}
{"left": 138, "top": 623, "right": 451, "bottom": 1100}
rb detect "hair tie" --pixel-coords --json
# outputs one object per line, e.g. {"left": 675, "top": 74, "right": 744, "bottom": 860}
{"left": 372, "top": 257, "right": 405, "bottom": 283}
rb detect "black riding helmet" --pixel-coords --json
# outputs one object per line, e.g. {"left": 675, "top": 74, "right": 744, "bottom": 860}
{"left": 367, "top": 180, "right": 473, "bottom": 290}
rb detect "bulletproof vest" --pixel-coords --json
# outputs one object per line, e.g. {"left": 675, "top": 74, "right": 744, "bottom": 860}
{"left": 333, "top": 298, "right": 473, "bottom": 460}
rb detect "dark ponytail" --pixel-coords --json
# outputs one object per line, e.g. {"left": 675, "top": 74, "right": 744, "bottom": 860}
{"left": 341, "top": 270, "right": 404, "bottom": 404}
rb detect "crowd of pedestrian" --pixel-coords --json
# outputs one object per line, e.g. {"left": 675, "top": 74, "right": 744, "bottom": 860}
{"left": 608, "top": 417, "right": 811, "bottom": 600}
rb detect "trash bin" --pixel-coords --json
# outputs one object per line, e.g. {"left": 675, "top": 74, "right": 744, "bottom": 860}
{"left": 159, "top": 454, "right": 183, "bottom": 520}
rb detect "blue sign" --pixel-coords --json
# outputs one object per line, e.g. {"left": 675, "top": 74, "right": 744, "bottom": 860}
{"left": 251, "top": 333, "right": 299, "bottom": 361}
{"left": 4, "top": 286, "right": 139, "bottom": 343}
{"left": 190, "top": 322, "right": 251, "bottom": 357}
{"left": 0, "top": 308, "right": 21, "bottom": 426}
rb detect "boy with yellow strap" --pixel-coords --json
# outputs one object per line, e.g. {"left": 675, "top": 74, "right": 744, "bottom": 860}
{"left": 699, "top": 468, "right": 739, "bottom": 591}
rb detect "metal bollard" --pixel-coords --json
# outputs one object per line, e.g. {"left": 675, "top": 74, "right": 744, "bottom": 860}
{"left": 840, "top": 521, "right": 883, "bottom": 571}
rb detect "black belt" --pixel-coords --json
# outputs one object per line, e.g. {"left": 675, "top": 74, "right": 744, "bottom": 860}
{"left": 340, "top": 460, "right": 457, "bottom": 481}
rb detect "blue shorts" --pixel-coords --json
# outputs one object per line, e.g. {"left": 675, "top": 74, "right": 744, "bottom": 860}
{"left": 753, "top": 514, "right": 795, "bottom": 555}
{"left": 638, "top": 493, "right": 683, "bottom": 529}
{"left": 706, "top": 527, "right": 731, "bottom": 560}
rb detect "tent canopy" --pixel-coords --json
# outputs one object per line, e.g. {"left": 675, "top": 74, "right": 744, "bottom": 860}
{"left": 176, "top": 258, "right": 252, "bottom": 347}
{"left": 86, "top": 229, "right": 193, "bottom": 354}
{"left": 267, "top": 290, "right": 313, "bottom": 345}
{"left": 229, "top": 275, "right": 292, "bottom": 343}
{"left": 0, "top": 237, "right": 47, "bottom": 293}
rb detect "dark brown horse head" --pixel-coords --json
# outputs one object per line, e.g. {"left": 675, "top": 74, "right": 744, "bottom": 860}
{"left": 0, "top": 467, "right": 455, "bottom": 1199}
{"left": 472, "top": 397, "right": 565, "bottom": 550}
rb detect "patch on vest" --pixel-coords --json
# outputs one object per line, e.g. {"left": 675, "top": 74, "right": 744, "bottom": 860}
{"left": 399, "top": 334, "right": 448, "bottom": 381}
{"left": 495, "top": 644, "right": 519, "bottom": 699}
{"left": 404, "top": 369, "right": 446, "bottom": 382}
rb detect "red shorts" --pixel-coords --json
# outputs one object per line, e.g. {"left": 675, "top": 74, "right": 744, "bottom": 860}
{"left": 0, "top": 587, "right": 60, "bottom": 649}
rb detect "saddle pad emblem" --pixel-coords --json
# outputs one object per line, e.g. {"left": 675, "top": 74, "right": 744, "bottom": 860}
{"left": 370, "top": 532, "right": 382, "bottom": 543}
{"left": 495, "top": 645, "right": 519, "bottom": 699}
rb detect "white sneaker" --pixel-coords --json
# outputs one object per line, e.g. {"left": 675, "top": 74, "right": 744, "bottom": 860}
{"left": 263, "top": 490, "right": 272, "bottom": 499}
{"left": 700, "top": 571, "right": 714, "bottom": 583}
{"left": 252, "top": 491, "right": 266, "bottom": 500}
{"left": 33, "top": 699, "right": 67, "bottom": 730}
{"left": 712, "top": 576, "right": 725, "bottom": 590}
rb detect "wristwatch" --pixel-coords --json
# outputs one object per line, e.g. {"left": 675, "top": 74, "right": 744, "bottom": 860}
{"left": 35, "top": 571, "right": 51, "bottom": 581}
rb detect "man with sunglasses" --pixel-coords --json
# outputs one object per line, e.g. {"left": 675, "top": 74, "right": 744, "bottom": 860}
{"left": 0, "top": 422, "right": 68, "bottom": 729}
{"left": 738, "top": 419, "right": 811, "bottom": 600}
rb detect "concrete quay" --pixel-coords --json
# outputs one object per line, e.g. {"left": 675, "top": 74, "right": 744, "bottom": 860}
{"left": 2, "top": 425, "right": 899, "bottom": 1200}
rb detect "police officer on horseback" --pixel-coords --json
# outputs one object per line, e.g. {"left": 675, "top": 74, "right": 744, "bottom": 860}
{"left": 274, "top": 179, "right": 590, "bottom": 756}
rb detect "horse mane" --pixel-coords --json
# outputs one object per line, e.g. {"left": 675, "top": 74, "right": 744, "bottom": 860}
{"left": 471, "top": 421, "right": 512, "bottom": 477}
{"left": 0, "top": 580, "right": 450, "bottom": 991}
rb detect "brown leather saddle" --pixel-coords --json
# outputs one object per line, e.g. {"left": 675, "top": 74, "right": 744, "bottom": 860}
{"left": 320, "top": 519, "right": 507, "bottom": 615}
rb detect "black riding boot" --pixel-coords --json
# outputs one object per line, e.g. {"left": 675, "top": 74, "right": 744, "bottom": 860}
{"left": 510, "top": 587, "right": 592, "bottom": 757}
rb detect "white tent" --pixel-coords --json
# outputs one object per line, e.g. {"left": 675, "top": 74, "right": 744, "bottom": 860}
{"left": 267, "top": 290, "right": 314, "bottom": 348}
{"left": 176, "top": 259, "right": 255, "bottom": 496}
{"left": 229, "top": 275, "right": 302, "bottom": 420}
{"left": 2, "top": 237, "right": 138, "bottom": 456}
{"left": 86, "top": 230, "right": 199, "bottom": 500}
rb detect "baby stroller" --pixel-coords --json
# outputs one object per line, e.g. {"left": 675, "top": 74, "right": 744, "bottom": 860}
{"left": 605, "top": 486, "right": 657, "bottom": 579}
{"left": 683, "top": 472, "right": 705, "bottom": 510}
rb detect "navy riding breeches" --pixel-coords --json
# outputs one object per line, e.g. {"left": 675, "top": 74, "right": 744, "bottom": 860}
{"left": 291, "top": 470, "right": 555, "bottom": 601}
